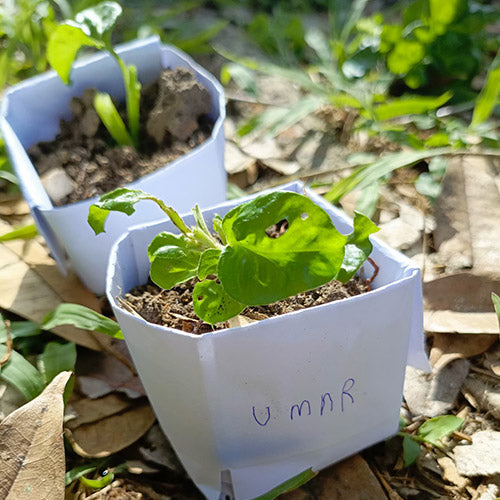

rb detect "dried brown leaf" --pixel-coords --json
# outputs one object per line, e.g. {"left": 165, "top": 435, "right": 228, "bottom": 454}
{"left": 0, "top": 371, "right": 71, "bottom": 500}
{"left": 66, "top": 399, "right": 155, "bottom": 457}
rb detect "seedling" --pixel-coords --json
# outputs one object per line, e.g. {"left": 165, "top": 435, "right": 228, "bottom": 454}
{"left": 88, "top": 188, "right": 379, "bottom": 325}
{"left": 47, "top": 1, "right": 141, "bottom": 148}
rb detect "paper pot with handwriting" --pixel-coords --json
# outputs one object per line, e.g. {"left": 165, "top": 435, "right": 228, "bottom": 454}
{"left": 100, "top": 181, "right": 428, "bottom": 500}
{"left": 0, "top": 4, "right": 226, "bottom": 295}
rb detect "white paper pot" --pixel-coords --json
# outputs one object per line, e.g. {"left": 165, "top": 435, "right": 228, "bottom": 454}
{"left": 106, "top": 181, "right": 430, "bottom": 500}
{"left": 0, "top": 36, "right": 226, "bottom": 294}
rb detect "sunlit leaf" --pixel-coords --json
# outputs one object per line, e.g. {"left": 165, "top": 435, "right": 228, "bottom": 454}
{"left": 197, "top": 248, "right": 221, "bottom": 280}
{"left": 0, "top": 224, "right": 38, "bottom": 242}
{"left": 219, "top": 192, "right": 347, "bottom": 305}
{"left": 417, "top": 415, "right": 463, "bottom": 447}
{"left": 193, "top": 280, "right": 245, "bottom": 324}
{"left": 42, "top": 304, "right": 123, "bottom": 339}
{"left": 472, "top": 49, "right": 500, "bottom": 126}
{"left": 374, "top": 92, "right": 452, "bottom": 121}
{"left": 93, "top": 92, "right": 134, "bottom": 147}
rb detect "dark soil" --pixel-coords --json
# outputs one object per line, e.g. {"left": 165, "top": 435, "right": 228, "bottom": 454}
{"left": 29, "top": 67, "right": 213, "bottom": 206}
{"left": 123, "top": 277, "right": 370, "bottom": 334}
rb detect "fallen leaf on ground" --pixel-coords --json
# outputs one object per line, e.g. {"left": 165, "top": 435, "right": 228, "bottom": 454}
{"left": 302, "top": 454, "right": 387, "bottom": 500}
{"left": 424, "top": 311, "right": 499, "bottom": 334}
{"left": 429, "top": 332, "right": 498, "bottom": 366}
{"left": 0, "top": 371, "right": 71, "bottom": 500}
{"left": 462, "top": 376, "right": 500, "bottom": 420}
{"left": 66, "top": 393, "right": 155, "bottom": 457}
{"left": 0, "top": 219, "right": 107, "bottom": 351}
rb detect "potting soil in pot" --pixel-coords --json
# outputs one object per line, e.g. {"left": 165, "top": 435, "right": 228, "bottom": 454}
{"left": 123, "top": 277, "right": 370, "bottom": 334}
{"left": 29, "top": 67, "right": 213, "bottom": 206}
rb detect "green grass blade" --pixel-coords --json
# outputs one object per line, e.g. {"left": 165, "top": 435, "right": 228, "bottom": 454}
{"left": 251, "top": 469, "right": 316, "bottom": 500}
{"left": 0, "top": 223, "right": 38, "bottom": 242}
{"left": 38, "top": 342, "right": 76, "bottom": 385}
{"left": 472, "top": 49, "right": 500, "bottom": 126}
{"left": 324, "top": 147, "right": 454, "bottom": 203}
{"left": 93, "top": 92, "right": 134, "bottom": 147}
{"left": 375, "top": 92, "right": 453, "bottom": 121}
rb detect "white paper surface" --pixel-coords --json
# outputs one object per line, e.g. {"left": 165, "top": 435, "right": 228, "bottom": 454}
{"left": 106, "top": 181, "right": 429, "bottom": 499}
{"left": 0, "top": 36, "right": 226, "bottom": 294}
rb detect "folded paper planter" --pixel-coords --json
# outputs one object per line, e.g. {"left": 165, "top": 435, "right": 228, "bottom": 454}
{"left": 106, "top": 181, "right": 429, "bottom": 500}
{"left": 0, "top": 36, "right": 226, "bottom": 294}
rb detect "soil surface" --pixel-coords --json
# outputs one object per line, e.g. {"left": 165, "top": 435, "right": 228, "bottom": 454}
{"left": 123, "top": 277, "right": 370, "bottom": 334}
{"left": 29, "top": 67, "right": 213, "bottom": 206}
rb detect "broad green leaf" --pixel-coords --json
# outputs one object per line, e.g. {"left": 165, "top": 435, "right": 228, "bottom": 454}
{"left": 149, "top": 233, "right": 201, "bottom": 290}
{"left": 335, "top": 212, "right": 379, "bottom": 283}
{"left": 93, "top": 92, "right": 134, "bottom": 147}
{"left": 403, "top": 434, "right": 421, "bottom": 467}
{"left": 197, "top": 248, "right": 221, "bottom": 280}
{"left": 374, "top": 92, "right": 452, "bottom": 121}
{"left": 492, "top": 293, "right": 500, "bottom": 330}
{"left": 387, "top": 40, "right": 425, "bottom": 75}
{"left": 38, "top": 341, "right": 76, "bottom": 385}
{"left": 0, "top": 223, "right": 38, "bottom": 242}
{"left": 472, "top": 49, "right": 500, "bottom": 126}
{"left": 219, "top": 192, "right": 347, "bottom": 305}
{"left": 47, "top": 24, "right": 102, "bottom": 84}
{"left": 193, "top": 280, "right": 245, "bottom": 324}
{"left": 428, "top": 157, "right": 448, "bottom": 178}
{"left": 74, "top": 1, "right": 122, "bottom": 38}
{"left": 0, "top": 320, "right": 41, "bottom": 343}
{"left": 417, "top": 415, "right": 463, "bottom": 447}
{"left": 251, "top": 468, "right": 316, "bottom": 500}
{"left": 42, "top": 304, "right": 123, "bottom": 339}
{"left": 430, "top": 0, "right": 460, "bottom": 28}
{"left": 324, "top": 148, "right": 454, "bottom": 204}
{"left": 0, "top": 345, "right": 45, "bottom": 401}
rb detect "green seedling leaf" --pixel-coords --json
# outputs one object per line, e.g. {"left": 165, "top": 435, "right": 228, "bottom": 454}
{"left": 0, "top": 321, "right": 41, "bottom": 343}
{"left": 472, "top": 49, "right": 500, "bottom": 126}
{"left": 149, "top": 233, "right": 201, "bottom": 290}
{"left": 0, "top": 345, "right": 45, "bottom": 401}
{"left": 335, "top": 212, "right": 380, "bottom": 283}
{"left": 0, "top": 223, "right": 38, "bottom": 242}
{"left": 122, "top": 64, "right": 141, "bottom": 146}
{"left": 251, "top": 468, "right": 316, "bottom": 500}
{"left": 193, "top": 280, "right": 245, "bottom": 324}
{"left": 403, "top": 434, "right": 421, "bottom": 467}
{"left": 374, "top": 91, "right": 452, "bottom": 121}
{"left": 198, "top": 248, "right": 221, "bottom": 280}
{"left": 0, "top": 169, "right": 19, "bottom": 185}
{"left": 355, "top": 181, "right": 382, "bottom": 219}
{"left": 415, "top": 173, "right": 441, "bottom": 201}
{"left": 213, "top": 214, "right": 228, "bottom": 244}
{"left": 492, "top": 293, "right": 500, "bottom": 330}
{"left": 65, "top": 464, "right": 98, "bottom": 487}
{"left": 74, "top": 1, "right": 121, "bottom": 39}
{"left": 38, "top": 341, "right": 76, "bottom": 385}
{"left": 417, "top": 415, "right": 463, "bottom": 447}
{"left": 79, "top": 470, "right": 114, "bottom": 489}
{"left": 325, "top": 148, "right": 454, "bottom": 204}
{"left": 42, "top": 304, "right": 123, "bottom": 339}
{"left": 93, "top": 92, "right": 134, "bottom": 147}
{"left": 221, "top": 63, "right": 258, "bottom": 98}
{"left": 47, "top": 24, "right": 102, "bottom": 84}
{"left": 219, "top": 192, "right": 347, "bottom": 305}
{"left": 89, "top": 188, "right": 190, "bottom": 236}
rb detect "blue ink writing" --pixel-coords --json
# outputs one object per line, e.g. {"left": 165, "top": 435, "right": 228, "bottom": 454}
{"left": 341, "top": 378, "right": 355, "bottom": 412}
{"left": 290, "top": 400, "right": 311, "bottom": 420}
{"left": 320, "top": 393, "right": 334, "bottom": 415}
{"left": 252, "top": 406, "right": 271, "bottom": 426}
